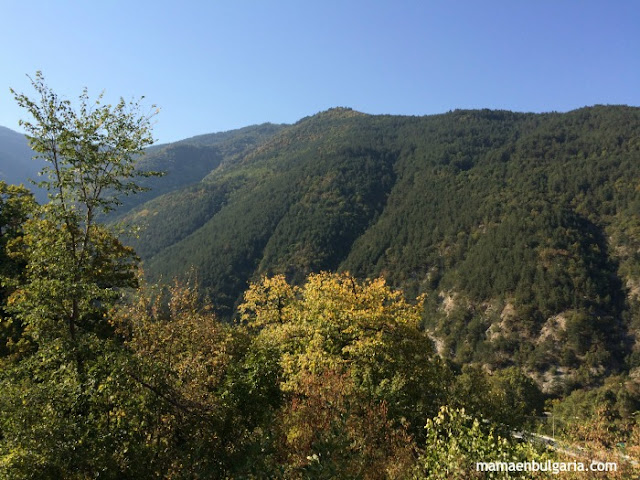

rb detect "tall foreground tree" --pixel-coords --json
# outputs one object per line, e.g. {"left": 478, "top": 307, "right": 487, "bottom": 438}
{"left": 0, "top": 74, "right": 161, "bottom": 478}
{"left": 8, "top": 72, "right": 158, "bottom": 345}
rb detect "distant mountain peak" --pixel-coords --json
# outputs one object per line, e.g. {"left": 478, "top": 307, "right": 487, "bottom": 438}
{"left": 299, "top": 107, "right": 367, "bottom": 123}
{"left": 322, "top": 107, "right": 365, "bottom": 118}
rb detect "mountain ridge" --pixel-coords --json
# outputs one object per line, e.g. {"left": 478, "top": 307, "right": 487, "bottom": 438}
{"left": 2, "top": 106, "right": 639, "bottom": 392}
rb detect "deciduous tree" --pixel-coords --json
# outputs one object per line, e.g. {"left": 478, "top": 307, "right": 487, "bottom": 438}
{"left": 0, "top": 74, "right": 161, "bottom": 478}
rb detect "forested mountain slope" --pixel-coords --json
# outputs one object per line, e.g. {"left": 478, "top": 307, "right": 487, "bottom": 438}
{"left": 111, "top": 122, "right": 286, "bottom": 216}
{"left": 121, "top": 106, "right": 640, "bottom": 390}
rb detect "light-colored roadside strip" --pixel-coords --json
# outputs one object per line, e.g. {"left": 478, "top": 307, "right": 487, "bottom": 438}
{"left": 513, "top": 431, "right": 639, "bottom": 468}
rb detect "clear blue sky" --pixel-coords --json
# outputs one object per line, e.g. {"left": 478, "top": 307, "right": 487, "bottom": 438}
{"left": 2, "top": 1, "right": 639, "bottom": 144}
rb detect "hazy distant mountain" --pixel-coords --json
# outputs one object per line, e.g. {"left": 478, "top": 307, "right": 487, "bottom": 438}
{"left": 0, "top": 126, "right": 46, "bottom": 200}
{"left": 119, "top": 106, "right": 640, "bottom": 392}
{"left": 0, "top": 123, "right": 287, "bottom": 209}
